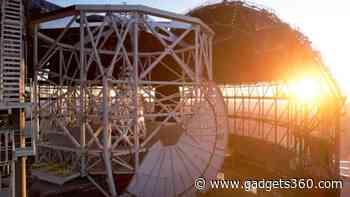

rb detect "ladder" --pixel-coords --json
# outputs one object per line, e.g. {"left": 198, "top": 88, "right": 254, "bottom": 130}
{"left": 0, "top": 0, "right": 23, "bottom": 103}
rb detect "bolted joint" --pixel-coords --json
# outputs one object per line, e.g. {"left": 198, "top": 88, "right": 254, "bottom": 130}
{"left": 165, "top": 47, "right": 173, "bottom": 54}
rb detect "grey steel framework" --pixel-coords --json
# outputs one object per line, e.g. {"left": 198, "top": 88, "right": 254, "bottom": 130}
{"left": 221, "top": 80, "right": 344, "bottom": 177}
{"left": 0, "top": 124, "right": 15, "bottom": 197}
{"left": 0, "top": 103, "right": 33, "bottom": 197}
{"left": 32, "top": 5, "right": 228, "bottom": 197}
{"left": 0, "top": 0, "right": 34, "bottom": 197}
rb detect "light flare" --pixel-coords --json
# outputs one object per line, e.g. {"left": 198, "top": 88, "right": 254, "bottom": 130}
{"left": 289, "top": 77, "right": 323, "bottom": 103}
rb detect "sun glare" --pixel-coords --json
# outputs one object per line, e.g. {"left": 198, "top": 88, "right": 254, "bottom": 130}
{"left": 290, "top": 77, "right": 322, "bottom": 103}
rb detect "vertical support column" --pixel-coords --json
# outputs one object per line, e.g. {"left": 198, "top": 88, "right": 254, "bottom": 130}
{"left": 79, "top": 12, "right": 86, "bottom": 177}
{"left": 11, "top": 133, "right": 15, "bottom": 197}
{"left": 293, "top": 102, "right": 299, "bottom": 163}
{"left": 18, "top": 0, "right": 26, "bottom": 194}
{"left": 180, "top": 54, "right": 185, "bottom": 122}
{"left": 94, "top": 10, "right": 117, "bottom": 197}
{"left": 301, "top": 103, "right": 308, "bottom": 174}
{"left": 247, "top": 87, "right": 251, "bottom": 136}
{"left": 18, "top": 107, "right": 26, "bottom": 197}
{"left": 0, "top": 0, "right": 2, "bottom": 102}
{"left": 274, "top": 85, "right": 278, "bottom": 144}
{"left": 102, "top": 77, "right": 116, "bottom": 196}
{"left": 296, "top": 102, "right": 305, "bottom": 173}
{"left": 194, "top": 25, "right": 201, "bottom": 83}
{"left": 334, "top": 101, "right": 341, "bottom": 178}
{"left": 208, "top": 36, "right": 213, "bottom": 81}
{"left": 58, "top": 49, "right": 63, "bottom": 116}
{"left": 258, "top": 86, "right": 261, "bottom": 138}
{"left": 133, "top": 13, "right": 140, "bottom": 171}
{"left": 0, "top": 167, "right": 2, "bottom": 192}
{"left": 233, "top": 87, "right": 236, "bottom": 134}
{"left": 33, "top": 25, "right": 39, "bottom": 160}
{"left": 242, "top": 86, "right": 245, "bottom": 136}
{"left": 287, "top": 97, "right": 290, "bottom": 150}
{"left": 261, "top": 86, "right": 265, "bottom": 139}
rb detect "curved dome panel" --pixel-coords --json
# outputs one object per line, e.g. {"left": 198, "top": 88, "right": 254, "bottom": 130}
{"left": 188, "top": 1, "right": 324, "bottom": 83}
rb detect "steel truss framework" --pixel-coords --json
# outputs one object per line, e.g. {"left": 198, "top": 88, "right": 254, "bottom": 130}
{"left": 0, "top": 103, "right": 34, "bottom": 197}
{"left": 221, "top": 82, "right": 344, "bottom": 177}
{"left": 0, "top": 129, "right": 15, "bottom": 197}
{"left": 32, "top": 5, "right": 228, "bottom": 197}
{"left": 0, "top": 0, "right": 35, "bottom": 196}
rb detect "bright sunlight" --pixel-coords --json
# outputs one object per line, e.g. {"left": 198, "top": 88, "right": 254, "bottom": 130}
{"left": 289, "top": 77, "right": 323, "bottom": 103}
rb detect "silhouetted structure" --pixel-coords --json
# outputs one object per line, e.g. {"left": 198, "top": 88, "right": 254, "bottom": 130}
{"left": 0, "top": 1, "right": 346, "bottom": 197}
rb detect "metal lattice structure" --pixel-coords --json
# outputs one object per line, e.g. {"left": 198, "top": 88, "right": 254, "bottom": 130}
{"left": 27, "top": 1, "right": 345, "bottom": 197}
{"left": 0, "top": 124, "right": 15, "bottom": 197}
{"left": 221, "top": 81, "right": 343, "bottom": 177}
{"left": 32, "top": 5, "right": 228, "bottom": 197}
{"left": 0, "top": 0, "right": 35, "bottom": 197}
{"left": 188, "top": 0, "right": 345, "bottom": 181}
{"left": 0, "top": 103, "right": 34, "bottom": 197}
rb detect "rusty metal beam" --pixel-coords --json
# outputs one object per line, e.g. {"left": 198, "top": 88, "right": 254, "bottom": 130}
{"left": 30, "top": 6, "right": 78, "bottom": 25}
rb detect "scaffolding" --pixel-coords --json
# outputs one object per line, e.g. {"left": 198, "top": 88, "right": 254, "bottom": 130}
{"left": 221, "top": 81, "right": 344, "bottom": 178}
{"left": 0, "top": 0, "right": 35, "bottom": 197}
{"left": 31, "top": 5, "right": 228, "bottom": 197}
{"left": 17, "top": 1, "right": 346, "bottom": 197}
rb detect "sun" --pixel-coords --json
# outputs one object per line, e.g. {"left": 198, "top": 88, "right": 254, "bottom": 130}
{"left": 289, "top": 77, "right": 322, "bottom": 103}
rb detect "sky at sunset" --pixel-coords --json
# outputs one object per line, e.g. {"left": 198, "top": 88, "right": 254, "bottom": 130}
{"left": 48, "top": 0, "right": 350, "bottom": 98}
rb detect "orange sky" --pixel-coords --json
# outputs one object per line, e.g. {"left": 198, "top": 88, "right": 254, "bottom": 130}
{"left": 256, "top": 0, "right": 350, "bottom": 99}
